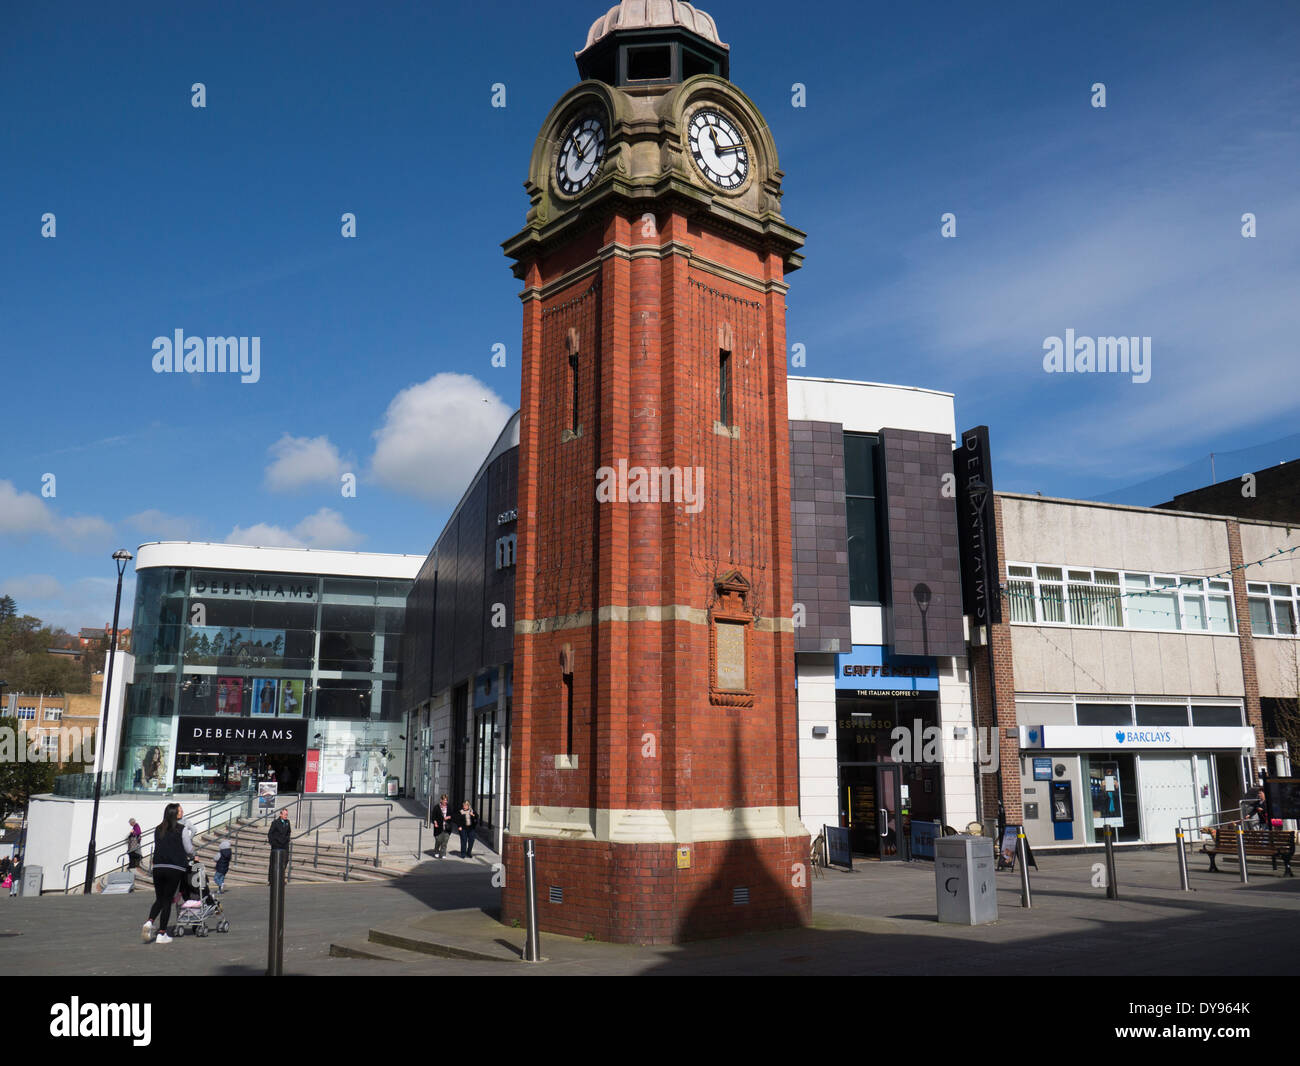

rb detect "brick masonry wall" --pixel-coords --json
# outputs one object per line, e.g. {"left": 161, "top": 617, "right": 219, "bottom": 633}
{"left": 500, "top": 834, "right": 810, "bottom": 945}
{"left": 973, "top": 495, "right": 1021, "bottom": 823}
{"left": 789, "top": 421, "right": 852, "bottom": 654}
{"left": 881, "top": 428, "right": 964, "bottom": 657}
{"left": 507, "top": 202, "right": 806, "bottom": 942}
{"left": 1227, "top": 519, "right": 1267, "bottom": 770}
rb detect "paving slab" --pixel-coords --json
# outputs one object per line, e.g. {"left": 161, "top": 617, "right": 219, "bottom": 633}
{"left": 2, "top": 844, "right": 1296, "bottom": 976}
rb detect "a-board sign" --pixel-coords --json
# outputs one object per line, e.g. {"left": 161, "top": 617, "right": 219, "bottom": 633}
{"left": 999, "top": 824, "right": 1038, "bottom": 870}
{"left": 824, "top": 825, "right": 853, "bottom": 869}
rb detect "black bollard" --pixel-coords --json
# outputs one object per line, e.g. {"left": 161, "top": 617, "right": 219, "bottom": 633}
{"left": 524, "top": 839, "right": 541, "bottom": 963}
{"left": 1017, "top": 831, "right": 1032, "bottom": 908}
{"left": 267, "top": 849, "right": 287, "bottom": 976}
{"left": 1104, "top": 824, "right": 1119, "bottom": 900}
{"left": 1235, "top": 824, "right": 1249, "bottom": 884}
{"left": 1175, "top": 826, "right": 1191, "bottom": 891}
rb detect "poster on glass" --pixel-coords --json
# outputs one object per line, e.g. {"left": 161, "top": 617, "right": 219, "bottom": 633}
{"left": 1090, "top": 761, "right": 1124, "bottom": 827}
{"left": 279, "top": 678, "right": 304, "bottom": 716}
{"left": 252, "top": 678, "right": 278, "bottom": 717}
{"left": 216, "top": 676, "right": 243, "bottom": 716}
{"left": 131, "top": 743, "right": 169, "bottom": 791}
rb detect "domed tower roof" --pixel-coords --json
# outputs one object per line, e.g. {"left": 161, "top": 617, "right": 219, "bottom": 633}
{"left": 581, "top": 1, "right": 726, "bottom": 51}
{"left": 576, "top": 0, "right": 729, "bottom": 85}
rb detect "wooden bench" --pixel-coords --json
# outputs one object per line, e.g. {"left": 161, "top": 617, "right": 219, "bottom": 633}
{"left": 1201, "top": 826, "right": 1294, "bottom": 876}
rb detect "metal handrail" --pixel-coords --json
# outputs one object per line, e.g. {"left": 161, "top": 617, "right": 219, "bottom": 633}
{"left": 62, "top": 789, "right": 255, "bottom": 892}
{"left": 291, "top": 801, "right": 391, "bottom": 869}
{"left": 341, "top": 815, "right": 428, "bottom": 881}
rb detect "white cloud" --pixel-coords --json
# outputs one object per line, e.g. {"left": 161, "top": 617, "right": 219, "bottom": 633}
{"left": 125, "top": 509, "right": 201, "bottom": 541}
{"left": 264, "top": 434, "right": 348, "bottom": 492}
{"left": 226, "top": 508, "right": 364, "bottom": 550}
{"left": 370, "top": 374, "right": 513, "bottom": 503}
{"left": 0, "top": 480, "right": 113, "bottom": 547}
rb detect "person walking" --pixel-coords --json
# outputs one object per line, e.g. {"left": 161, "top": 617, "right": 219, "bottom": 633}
{"left": 126, "top": 818, "right": 143, "bottom": 870}
{"left": 142, "top": 803, "right": 194, "bottom": 944}
{"left": 213, "top": 838, "right": 233, "bottom": 894}
{"left": 457, "top": 800, "right": 478, "bottom": 859}
{"left": 431, "top": 794, "right": 454, "bottom": 859}
{"left": 267, "top": 808, "right": 291, "bottom": 883}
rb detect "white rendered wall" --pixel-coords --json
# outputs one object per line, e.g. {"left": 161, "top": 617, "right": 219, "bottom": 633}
{"left": 788, "top": 377, "right": 956, "bottom": 438}
{"left": 25, "top": 792, "right": 226, "bottom": 893}
{"left": 797, "top": 656, "right": 840, "bottom": 839}
{"left": 937, "top": 653, "right": 978, "bottom": 829}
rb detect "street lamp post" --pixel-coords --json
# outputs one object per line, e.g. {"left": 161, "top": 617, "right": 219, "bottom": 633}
{"left": 83, "top": 549, "right": 133, "bottom": 894}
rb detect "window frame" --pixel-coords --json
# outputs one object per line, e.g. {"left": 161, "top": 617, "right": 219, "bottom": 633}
{"left": 1006, "top": 562, "right": 1239, "bottom": 635}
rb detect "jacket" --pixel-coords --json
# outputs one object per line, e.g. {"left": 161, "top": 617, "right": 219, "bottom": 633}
{"left": 432, "top": 805, "right": 454, "bottom": 833}
{"left": 214, "top": 845, "right": 233, "bottom": 875}
{"left": 268, "top": 817, "right": 292, "bottom": 849}
{"left": 457, "top": 807, "right": 477, "bottom": 830}
{"left": 153, "top": 827, "right": 192, "bottom": 872}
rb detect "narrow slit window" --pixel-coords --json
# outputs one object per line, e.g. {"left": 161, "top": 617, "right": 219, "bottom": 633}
{"left": 719, "top": 348, "right": 731, "bottom": 425}
{"left": 564, "top": 672, "right": 574, "bottom": 755}
{"left": 568, "top": 353, "right": 579, "bottom": 433}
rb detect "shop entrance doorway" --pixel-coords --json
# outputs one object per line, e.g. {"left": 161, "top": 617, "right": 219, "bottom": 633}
{"left": 839, "top": 763, "right": 902, "bottom": 860}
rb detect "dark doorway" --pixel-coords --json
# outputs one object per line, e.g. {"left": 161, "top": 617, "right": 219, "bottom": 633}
{"left": 839, "top": 762, "right": 903, "bottom": 860}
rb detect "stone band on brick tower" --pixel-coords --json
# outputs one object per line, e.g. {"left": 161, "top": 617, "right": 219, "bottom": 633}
{"left": 500, "top": 3, "right": 809, "bottom": 944}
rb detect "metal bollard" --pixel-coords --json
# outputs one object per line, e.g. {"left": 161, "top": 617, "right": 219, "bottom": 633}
{"left": 1017, "top": 831, "right": 1032, "bottom": 908}
{"left": 1175, "top": 827, "right": 1191, "bottom": 891}
{"left": 1104, "top": 825, "right": 1119, "bottom": 900}
{"left": 1236, "top": 824, "right": 1249, "bottom": 884}
{"left": 267, "top": 848, "right": 287, "bottom": 977}
{"left": 524, "top": 839, "right": 541, "bottom": 963}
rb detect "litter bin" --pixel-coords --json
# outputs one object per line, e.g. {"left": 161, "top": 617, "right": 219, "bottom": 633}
{"left": 935, "top": 836, "right": 997, "bottom": 925}
{"left": 20, "top": 865, "right": 43, "bottom": 897}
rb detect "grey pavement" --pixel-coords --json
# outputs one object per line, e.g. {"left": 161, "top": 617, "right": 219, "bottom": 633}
{"left": 1, "top": 845, "right": 1296, "bottom": 976}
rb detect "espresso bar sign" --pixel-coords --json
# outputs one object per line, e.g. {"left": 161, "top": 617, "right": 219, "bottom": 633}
{"left": 177, "top": 715, "right": 307, "bottom": 755}
{"left": 954, "top": 425, "right": 1003, "bottom": 626}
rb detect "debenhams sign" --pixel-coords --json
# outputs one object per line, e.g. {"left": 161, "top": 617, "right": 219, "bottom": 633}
{"left": 177, "top": 716, "right": 307, "bottom": 754}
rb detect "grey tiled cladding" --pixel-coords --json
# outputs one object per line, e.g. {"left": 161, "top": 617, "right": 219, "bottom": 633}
{"left": 399, "top": 447, "right": 518, "bottom": 711}
{"left": 789, "top": 420, "right": 852, "bottom": 654}
{"left": 880, "top": 428, "right": 964, "bottom": 657}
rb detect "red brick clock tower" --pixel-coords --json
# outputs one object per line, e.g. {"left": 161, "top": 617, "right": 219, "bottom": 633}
{"left": 501, "top": 0, "right": 808, "bottom": 944}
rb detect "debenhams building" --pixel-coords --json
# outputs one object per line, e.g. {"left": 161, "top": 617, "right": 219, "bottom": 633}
{"left": 119, "top": 542, "right": 424, "bottom": 795}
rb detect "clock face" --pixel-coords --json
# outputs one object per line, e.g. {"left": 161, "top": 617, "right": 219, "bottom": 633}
{"left": 556, "top": 115, "right": 607, "bottom": 197}
{"left": 687, "top": 108, "right": 749, "bottom": 190}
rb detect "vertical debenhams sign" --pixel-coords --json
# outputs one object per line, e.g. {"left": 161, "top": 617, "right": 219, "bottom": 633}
{"left": 954, "top": 426, "right": 1003, "bottom": 626}
{"left": 177, "top": 716, "right": 306, "bottom": 754}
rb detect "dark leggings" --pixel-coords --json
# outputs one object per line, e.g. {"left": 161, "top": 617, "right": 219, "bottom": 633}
{"left": 148, "top": 869, "right": 185, "bottom": 930}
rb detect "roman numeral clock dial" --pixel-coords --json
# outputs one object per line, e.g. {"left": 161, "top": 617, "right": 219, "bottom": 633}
{"left": 688, "top": 108, "right": 749, "bottom": 190}
{"left": 556, "top": 115, "right": 607, "bottom": 197}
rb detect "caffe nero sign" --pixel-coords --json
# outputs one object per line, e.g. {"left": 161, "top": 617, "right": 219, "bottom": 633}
{"left": 178, "top": 716, "right": 307, "bottom": 755}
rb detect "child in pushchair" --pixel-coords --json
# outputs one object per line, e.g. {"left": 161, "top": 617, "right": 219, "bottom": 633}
{"left": 167, "top": 859, "right": 231, "bottom": 938}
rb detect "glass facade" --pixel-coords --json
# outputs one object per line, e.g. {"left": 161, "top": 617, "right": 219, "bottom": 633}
{"left": 844, "top": 432, "right": 886, "bottom": 605}
{"left": 119, "top": 566, "right": 411, "bottom": 793}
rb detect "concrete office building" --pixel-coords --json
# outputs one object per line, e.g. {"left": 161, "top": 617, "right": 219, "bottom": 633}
{"left": 977, "top": 492, "right": 1300, "bottom": 850}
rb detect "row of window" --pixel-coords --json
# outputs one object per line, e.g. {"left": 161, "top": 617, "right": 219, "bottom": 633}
{"left": 1006, "top": 564, "right": 1236, "bottom": 634}
{"left": 1247, "top": 583, "right": 1300, "bottom": 637}
{"left": 1019, "top": 697, "right": 1245, "bottom": 728}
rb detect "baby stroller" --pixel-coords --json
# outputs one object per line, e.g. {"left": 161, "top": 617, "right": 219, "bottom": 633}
{"left": 168, "top": 860, "right": 231, "bottom": 938}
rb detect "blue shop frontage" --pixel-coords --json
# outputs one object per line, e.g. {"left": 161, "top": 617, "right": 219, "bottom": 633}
{"left": 833, "top": 644, "right": 943, "bottom": 861}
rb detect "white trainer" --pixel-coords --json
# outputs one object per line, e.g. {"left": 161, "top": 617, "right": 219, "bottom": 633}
{"left": 154, "top": 932, "right": 173, "bottom": 944}
{"left": 141, "top": 921, "right": 153, "bottom": 943}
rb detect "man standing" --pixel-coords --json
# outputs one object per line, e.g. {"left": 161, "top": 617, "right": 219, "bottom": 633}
{"left": 267, "top": 808, "right": 292, "bottom": 883}
{"left": 431, "top": 794, "right": 453, "bottom": 859}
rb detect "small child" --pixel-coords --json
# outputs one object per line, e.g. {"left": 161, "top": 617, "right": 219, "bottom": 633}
{"left": 213, "top": 838, "right": 233, "bottom": 893}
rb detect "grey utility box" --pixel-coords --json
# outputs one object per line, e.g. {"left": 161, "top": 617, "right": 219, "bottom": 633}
{"left": 935, "top": 836, "right": 997, "bottom": 925}
{"left": 20, "top": 865, "right": 43, "bottom": 897}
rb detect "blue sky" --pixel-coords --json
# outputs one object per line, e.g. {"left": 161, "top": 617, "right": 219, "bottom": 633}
{"left": 1, "top": 0, "right": 1297, "bottom": 631}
